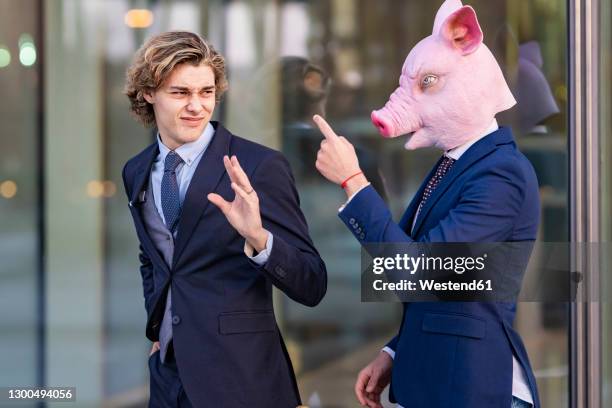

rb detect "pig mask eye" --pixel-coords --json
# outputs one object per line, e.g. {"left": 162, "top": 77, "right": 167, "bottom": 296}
{"left": 420, "top": 74, "right": 438, "bottom": 89}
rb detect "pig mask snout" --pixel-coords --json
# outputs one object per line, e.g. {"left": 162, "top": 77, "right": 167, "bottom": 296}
{"left": 371, "top": 111, "right": 396, "bottom": 138}
{"left": 371, "top": 83, "right": 422, "bottom": 139}
{"left": 371, "top": 107, "right": 419, "bottom": 139}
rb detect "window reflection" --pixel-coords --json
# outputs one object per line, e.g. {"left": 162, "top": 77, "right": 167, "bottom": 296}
{"left": 0, "top": 0, "right": 574, "bottom": 406}
{"left": 0, "top": 0, "right": 42, "bottom": 403}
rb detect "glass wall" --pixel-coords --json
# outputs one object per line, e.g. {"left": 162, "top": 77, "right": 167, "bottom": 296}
{"left": 0, "top": 0, "right": 42, "bottom": 402}
{"left": 500, "top": 1, "right": 569, "bottom": 406}
{"left": 1, "top": 0, "right": 576, "bottom": 406}
{"left": 265, "top": 1, "right": 570, "bottom": 406}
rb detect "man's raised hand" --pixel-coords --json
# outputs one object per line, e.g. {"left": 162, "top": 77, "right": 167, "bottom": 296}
{"left": 208, "top": 155, "right": 268, "bottom": 252}
{"left": 313, "top": 115, "right": 368, "bottom": 196}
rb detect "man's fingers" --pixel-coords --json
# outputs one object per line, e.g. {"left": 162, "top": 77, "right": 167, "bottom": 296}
{"left": 149, "top": 342, "right": 160, "bottom": 356}
{"left": 224, "top": 155, "right": 253, "bottom": 192}
{"left": 313, "top": 114, "right": 339, "bottom": 141}
{"left": 354, "top": 370, "right": 371, "bottom": 405}
{"left": 366, "top": 396, "right": 382, "bottom": 408}
{"left": 207, "top": 193, "right": 231, "bottom": 215}
{"left": 365, "top": 371, "right": 380, "bottom": 393}
{"left": 223, "top": 155, "right": 238, "bottom": 184}
{"left": 364, "top": 393, "right": 381, "bottom": 408}
{"left": 230, "top": 155, "right": 253, "bottom": 191}
{"left": 369, "top": 391, "right": 381, "bottom": 402}
{"left": 230, "top": 182, "right": 249, "bottom": 200}
{"left": 339, "top": 135, "right": 353, "bottom": 146}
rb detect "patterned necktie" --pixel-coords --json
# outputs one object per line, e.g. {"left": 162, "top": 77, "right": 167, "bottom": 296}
{"left": 161, "top": 151, "right": 183, "bottom": 233}
{"left": 414, "top": 155, "right": 456, "bottom": 223}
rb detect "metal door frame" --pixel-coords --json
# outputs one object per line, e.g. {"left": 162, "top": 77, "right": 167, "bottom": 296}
{"left": 569, "top": 0, "right": 602, "bottom": 406}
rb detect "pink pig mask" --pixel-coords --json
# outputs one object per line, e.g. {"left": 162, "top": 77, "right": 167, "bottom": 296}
{"left": 371, "top": 0, "right": 516, "bottom": 151}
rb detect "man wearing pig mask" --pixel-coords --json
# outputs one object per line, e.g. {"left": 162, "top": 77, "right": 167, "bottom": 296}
{"left": 314, "top": 1, "right": 539, "bottom": 408}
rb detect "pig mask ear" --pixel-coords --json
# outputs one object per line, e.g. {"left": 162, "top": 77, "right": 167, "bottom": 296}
{"left": 439, "top": 6, "right": 483, "bottom": 55}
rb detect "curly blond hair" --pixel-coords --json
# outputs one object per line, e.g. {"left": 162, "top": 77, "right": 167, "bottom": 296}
{"left": 124, "top": 31, "right": 228, "bottom": 127}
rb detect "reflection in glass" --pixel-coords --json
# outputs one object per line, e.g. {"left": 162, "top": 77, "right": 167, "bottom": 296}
{"left": 0, "top": 0, "right": 41, "bottom": 402}
{"left": 0, "top": 0, "right": 574, "bottom": 405}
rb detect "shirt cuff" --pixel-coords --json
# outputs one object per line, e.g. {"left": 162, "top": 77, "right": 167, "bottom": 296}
{"left": 338, "top": 183, "right": 371, "bottom": 213}
{"left": 244, "top": 230, "right": 273, "bottom": 265}
{"left": 382, "top": 346, "right": 395, "bottom": 359}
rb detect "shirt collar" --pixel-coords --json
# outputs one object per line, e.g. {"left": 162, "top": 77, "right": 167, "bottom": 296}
{"left": 445, "top": 119, "right": 499, "bottom": 160}
{"left": 157, "top": 122, "right": 215, "bottom": 167}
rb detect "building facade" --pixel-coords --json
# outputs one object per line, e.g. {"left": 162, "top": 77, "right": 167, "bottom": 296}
{"left": 0, "top": 0, "right": 610, "bottom": 406}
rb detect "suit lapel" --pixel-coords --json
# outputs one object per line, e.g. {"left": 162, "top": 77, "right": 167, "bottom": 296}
{"left": 411, "top": 127, "right": 514, "bottom": 237}
{"left": 130, "top": 143, "right": 159, "bottom": 205}
{"left": 127, "top": 142, "right": 172, "bottom": 275}
{"left": 172, "top": 123, "right": 231, "bottom": 268}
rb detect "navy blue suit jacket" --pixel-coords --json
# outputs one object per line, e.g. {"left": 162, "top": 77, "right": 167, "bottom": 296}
{"left": 122, "top": 122, "right": 327, "bottom": 407}
{"left": 339, "top": 127, "right": 541, "bottom": 408}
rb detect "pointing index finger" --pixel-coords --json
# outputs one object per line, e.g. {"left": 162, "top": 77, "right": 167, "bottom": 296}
{"left": 313, "top": 114, "right": 339, "bottom": 141}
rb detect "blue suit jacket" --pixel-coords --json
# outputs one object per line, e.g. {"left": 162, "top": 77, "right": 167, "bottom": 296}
{"left": 122, "top": 122, "right": 327, "bottom": 407}
{"left": 339, "top": 127, "right": 541, "bottom": 408}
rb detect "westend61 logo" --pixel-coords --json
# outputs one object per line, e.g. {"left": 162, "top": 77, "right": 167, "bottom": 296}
{"left": 361, "top": 242, "right": 581, "bottom": 302}
{"left": 371, "top": 253, "right": 487, "bottom": 275}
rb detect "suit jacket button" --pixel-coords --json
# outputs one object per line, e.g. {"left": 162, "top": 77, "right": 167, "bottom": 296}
{"left": 349, "top": 218, "right": 356, "bottom": 225}
{"left": 274, "top": 266, "right": 287, "bottom": 278}
{"left": 359, "top": 233, "right": 365, "bottom": 239}
{"left": 172, "top": 315, "right": 181, "bottom": 325}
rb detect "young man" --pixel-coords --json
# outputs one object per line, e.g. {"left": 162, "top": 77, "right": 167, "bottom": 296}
{"left": 122, "top": 31, "right": 327, "bottom": 407}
